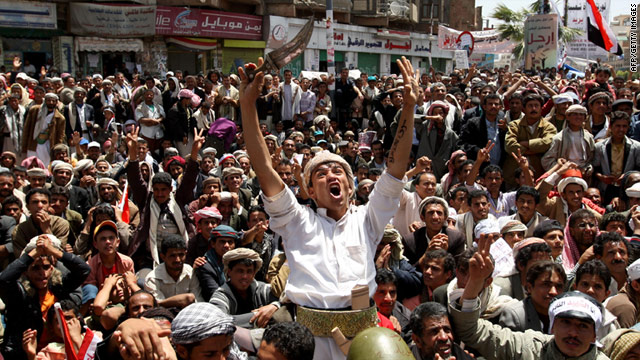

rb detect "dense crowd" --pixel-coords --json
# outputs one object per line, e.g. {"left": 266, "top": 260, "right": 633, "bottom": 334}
{"left": 0, "top": 53, "right": 639, "bottom": 360}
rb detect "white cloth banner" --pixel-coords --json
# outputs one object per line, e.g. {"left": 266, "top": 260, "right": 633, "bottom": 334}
{"left": 437, "top": 25, "right": 516, "bottom": 54}
{"left": 70, "top": 3, "right": 156, "bottom": 37}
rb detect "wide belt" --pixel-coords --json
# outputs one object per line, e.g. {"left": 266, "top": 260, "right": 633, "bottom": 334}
{"left": 296, "top": 305, "right": 378, "bottom": 338}
{"left": 36, "top": 132, "right": 49, "bottom": 144}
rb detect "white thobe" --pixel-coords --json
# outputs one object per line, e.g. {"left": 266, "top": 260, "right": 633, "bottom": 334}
{"left": 262, "top": 171, "right": 405, "bottom": 360}
{"left": 281, "top": 85, "right": 294, "bottom": 121}
{"left": 28, "top": 111, "right": 54, "bottom": 167}
{"left": 280, "top": 83, "right": 300, "bottom": 121}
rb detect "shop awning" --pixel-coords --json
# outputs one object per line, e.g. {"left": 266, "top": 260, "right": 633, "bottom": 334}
{"left": 74, "top": 37, "right": 144, "bottom": 53}
{"left": 166, "top": 37, "right": 218, "bottom": 51}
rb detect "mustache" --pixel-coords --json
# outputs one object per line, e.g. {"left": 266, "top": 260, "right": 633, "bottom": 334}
{"left": 562, "top": 336, "right": 582, "bottom": 344}
{"left": 434, "top": 339, "right": 452, "bottom": 348}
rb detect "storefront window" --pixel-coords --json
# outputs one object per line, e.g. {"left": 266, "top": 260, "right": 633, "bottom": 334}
{"left": 2, "top": 38, "right": 52, "bottom": 77}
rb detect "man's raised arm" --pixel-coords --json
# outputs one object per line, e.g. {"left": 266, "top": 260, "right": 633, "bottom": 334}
{"left": 238, "top": 59, "right": 285, "bottom": 197}
{"left": 386, "top": 57, "right": 419, "bottom": 180}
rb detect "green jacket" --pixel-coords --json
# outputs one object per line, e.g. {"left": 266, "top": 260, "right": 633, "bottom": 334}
{"left": 449, "top": 302, "right": 610, "bottom": 360}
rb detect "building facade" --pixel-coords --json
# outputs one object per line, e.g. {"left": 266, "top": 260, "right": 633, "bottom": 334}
{"left": 0, "top": 0, "right": 483, "bottom": 78}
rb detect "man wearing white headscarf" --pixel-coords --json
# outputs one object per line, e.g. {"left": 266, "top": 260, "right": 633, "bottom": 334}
{"left": 96, "top": 177, "right": 139, "bottom": 227}
{"left": 542, "top": 105, "right": 595, "bottom": 172}
{"left": 21, "top": 93, "right": 65, "bottom": 167}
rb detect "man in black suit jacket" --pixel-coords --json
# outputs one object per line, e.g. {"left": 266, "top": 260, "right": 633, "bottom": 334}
{"left": 459, "top": 83, "right": 504, "bottom": 130}
{"left": 458, "top": 94, "right": 507, "bottom": 165}
{"left": 63, "top": 87, "right": 95, "bottom": 141}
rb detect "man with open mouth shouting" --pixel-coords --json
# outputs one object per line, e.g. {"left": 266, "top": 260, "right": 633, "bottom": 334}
{"left": 238, "top": 56, "right": 419, "bottom": 359}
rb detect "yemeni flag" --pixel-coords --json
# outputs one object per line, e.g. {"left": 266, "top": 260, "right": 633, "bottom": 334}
{"left": 586, "top": 0, "right": 623, "bottom": 55}
{"left": 54, "top": 303, "right": 102, "bottom": 360}
{"left": 118, "top": 180, "right": 130, "bottom": 224}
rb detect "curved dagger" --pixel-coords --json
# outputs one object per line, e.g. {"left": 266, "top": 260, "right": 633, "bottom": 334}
{"left": 247, "top": 16, "right": 315, "bottom": 80}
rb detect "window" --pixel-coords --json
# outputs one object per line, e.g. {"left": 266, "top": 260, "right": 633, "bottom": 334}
{"left": 421, "top": 1, "right": 438, "bottom": 19}
{"left": 422, "top": 2, "right": 429, "bottom": 18}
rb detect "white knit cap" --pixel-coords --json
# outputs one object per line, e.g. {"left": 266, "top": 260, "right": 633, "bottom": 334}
{"left": 474, "top": 219, "right": 500, "bottom": 239}
{"left": 626, "top": 182, "right": 640, "bottom": 199}
{"left": 302, "top": 150, "right": 353, "bottom": 194}
{"left": 628, "top": 258, "right": 640, "bottom": 281}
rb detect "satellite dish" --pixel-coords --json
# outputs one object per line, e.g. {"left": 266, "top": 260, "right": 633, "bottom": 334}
{"left": 389, "top": 1, "right": 409, "bottom": 16}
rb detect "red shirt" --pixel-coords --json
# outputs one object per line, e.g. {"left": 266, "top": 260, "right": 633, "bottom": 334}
{"left": 101, "top": 263, "right": 117, "bottom": 280}
{"left": 377, "top": 312, "right": 395, "bottom": 331}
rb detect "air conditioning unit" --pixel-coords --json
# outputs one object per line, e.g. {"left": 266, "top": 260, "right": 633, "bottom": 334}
{"left": 410, "top": 3, "right": 418, "bottom": 22}
{"left": 389, "top": 1, "right": 409, "bottom": 16}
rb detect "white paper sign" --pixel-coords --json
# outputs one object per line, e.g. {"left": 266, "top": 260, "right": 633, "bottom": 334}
{"left": 454, "top": 50, "right": 469, "bottom": 69}
{"left": 445, "top": 60, "right": 453, "bottom": 74}
{"left": 87, "top": 54, "right": 100, "bottom": 67}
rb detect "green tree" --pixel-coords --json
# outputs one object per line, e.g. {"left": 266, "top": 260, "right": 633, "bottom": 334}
{"left": 491, "top": 2, "right": 582, "bottom": 61}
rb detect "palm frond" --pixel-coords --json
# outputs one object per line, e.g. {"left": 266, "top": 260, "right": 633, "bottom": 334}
{"left": 529, "top": 0, "right": 539, "bottom": 13}
{"left": 494, "top": 0, "right": 573, "bottom": 62}
{"left": 496, "top": 23, "right": 525, "bottom": 42}
{"left": 511, "top": 42, "right": 526, "bottom": 60}
{"left": 559, "top": 26, "right": 583, "bottom": 42}
{"left": 491, "top": 4, "right": 523, "bottom": 23}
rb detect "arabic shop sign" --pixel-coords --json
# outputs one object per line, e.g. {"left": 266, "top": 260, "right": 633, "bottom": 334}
{"left": 524, "top": 13, "right": 558, "bottom": 70}
{"left": 0, "top": 1, "right": 56, "bottom": 30}
{"left": 267, "top": 16, "right": 450, "bottom": 58}
{"left": 156, "top": 6, "right": 262, "bottom": 40}
{"left": 332, "top": 32, "right": 423, "bottom": 52}
{"left": 70, "top": 3, "right": 156, "bottom": 38}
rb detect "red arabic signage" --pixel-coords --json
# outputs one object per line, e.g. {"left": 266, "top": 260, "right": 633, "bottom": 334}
{"left": 156, "top": 6, "right": 262, "bottom": 40}
{"left": 332, "top": 32, "right": 412, "bottom": 52}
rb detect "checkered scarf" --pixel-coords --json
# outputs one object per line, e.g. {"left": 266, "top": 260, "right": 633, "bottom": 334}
{"left": 171, "top": 303, "right": 236, "bottom": 345}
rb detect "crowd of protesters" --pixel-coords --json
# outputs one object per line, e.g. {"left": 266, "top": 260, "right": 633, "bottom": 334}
{"left": 0, "top": 52, "right": 639, "bottom": 360}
